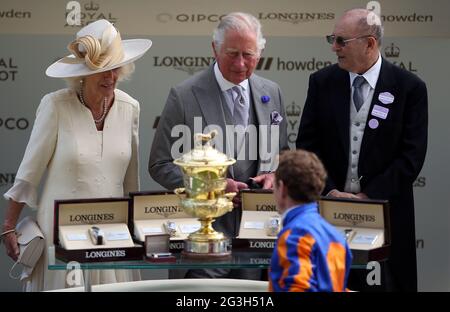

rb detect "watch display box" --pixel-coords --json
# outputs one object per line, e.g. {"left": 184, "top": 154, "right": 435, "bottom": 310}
{"left": 129, "top": 191, "right": 200, "bottom": 252}
{"left": 54, "top": 197, "right": 143, "bottom": 262}
{"left": 144, "top": 234, "right": 176, "bottom": 263}
{"left": 233, "top": 189, "right": 280, "bottom": 252}
{"left": 319, "top": 197, "right": 391, "bottom": 264}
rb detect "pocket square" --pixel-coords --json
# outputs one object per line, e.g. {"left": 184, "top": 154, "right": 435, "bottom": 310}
{"left": 270, "top": 111, "right": 283, "bottom": 125}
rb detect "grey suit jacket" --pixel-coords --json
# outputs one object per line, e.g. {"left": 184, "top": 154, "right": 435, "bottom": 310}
{"left": 149, "top": 65, "right": 288, "bottom": 191}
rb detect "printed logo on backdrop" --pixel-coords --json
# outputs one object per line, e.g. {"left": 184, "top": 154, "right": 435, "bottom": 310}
{"left": 381, "top": 13, "right": 433, "bottom": 23}
{"left": 156, "top": 13, "right": 225, "bottom": 23}
{"left": 0, "top": 9, "right": 31, "bottom": 19}
{"left": 0, "top": 173, "right": 15, "bottom": 189}
{"left": 0, "top": 57, "right": 18, "bottom": 82}
{"left": 153, "top": 55, "right": 331, "bottom": 74}
{"left": 257, "top": 12, "right": 335, "bottom": 24}
{"left": 256, "top": 57, "right": 332, "bottom": 72}
{"left": 153, "top": 116, "right": 160, "bottom": 129}
{"left": 366, "top": 1, "right": 433, "bottom": 24}
{"left": 65, "top": 1, "right": 118, "bottom": 27}
{"left": 416, "top": 239, "right": 424, "bottom": 249}
{"left": 285, "top": 102, "right": 302, "bottom": 147}
{"left": 413, "top": 176, "right": 426, "bottom": 188}
{"left": 384, "top": 43, "right": 418, "bottom": 73}
{"left": 153, "top": 56, "right": 215, "bottom": 75}
{"left": 0, "top": 117, "right": 29, "bottom": 130}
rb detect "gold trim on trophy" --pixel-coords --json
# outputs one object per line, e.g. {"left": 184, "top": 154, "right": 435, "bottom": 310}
{"left": 173, "top": 130, "right": 236, "bottom": 258}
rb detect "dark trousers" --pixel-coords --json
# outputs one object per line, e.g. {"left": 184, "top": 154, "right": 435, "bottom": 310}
{"left": 347, "top": 261, "right": 398, "bottom": 292}
{"left": 169, "top": 268, "right": 267, "bottom": 280}
{"left": 185, "top": 268, "right": 266, "bottom": 280}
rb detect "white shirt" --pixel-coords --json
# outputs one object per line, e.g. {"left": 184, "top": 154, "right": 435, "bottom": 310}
{"left": 214, "top": 62, "right": 250, "bottom": 116}
{"left": 349, "top": 52, "right": 382, "bottom": 103}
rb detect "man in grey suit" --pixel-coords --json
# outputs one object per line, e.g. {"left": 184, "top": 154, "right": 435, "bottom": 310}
{"left": 149, "top": 12, "right": 288, "bottom": 279}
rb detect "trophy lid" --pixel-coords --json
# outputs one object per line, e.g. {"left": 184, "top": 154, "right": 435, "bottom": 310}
{"left": 174, "top": 131, "right": 236, "bottom": 167}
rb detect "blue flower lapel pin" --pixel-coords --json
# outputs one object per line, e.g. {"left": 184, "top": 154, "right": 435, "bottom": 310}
{"left": 261, "top": 95, "right": 270, "bottom": 104}
{"left": 270, "top": 110, "right": 283, "bottom": 125}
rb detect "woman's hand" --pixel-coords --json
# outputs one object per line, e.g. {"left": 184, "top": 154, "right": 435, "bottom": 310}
{"left": 2, "top": 228, "right": 19, "bottom": 261}
{"left": 2, "top": 200, "right": 25, "bottom": 261}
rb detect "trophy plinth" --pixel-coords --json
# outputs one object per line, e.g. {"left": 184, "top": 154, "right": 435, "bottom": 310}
{"left": 174, "top": 131, "right": 236, "bottom": 258}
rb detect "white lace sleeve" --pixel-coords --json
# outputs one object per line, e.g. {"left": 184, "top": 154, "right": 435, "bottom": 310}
{"left": 3, "top": 178, "right": 38, "bottom": 209}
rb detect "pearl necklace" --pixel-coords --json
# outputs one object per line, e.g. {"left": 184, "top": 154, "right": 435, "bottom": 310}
{"left": 79, "top": 88, "right": 108, "bottom": 124}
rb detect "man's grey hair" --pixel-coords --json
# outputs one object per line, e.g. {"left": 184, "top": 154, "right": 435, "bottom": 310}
{"left": 344, "top": 8, "right": 384, "bottom": 47}
{"left": 357, "top": 14, "right": 384, "bottom": 47}
{"left": 213, "top": 12, "right": 266, "bottom": 54}
{"left": 64, "top": 63, "right": 135, "bottom": 92}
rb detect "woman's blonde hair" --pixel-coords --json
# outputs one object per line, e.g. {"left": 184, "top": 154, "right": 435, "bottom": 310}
{"left": 64, "top": 62, "right": 135, "bottom": 92}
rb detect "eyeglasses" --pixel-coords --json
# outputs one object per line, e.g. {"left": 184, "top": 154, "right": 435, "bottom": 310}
{"left": 326, "top": 34, "right": 374, "bottom": 47}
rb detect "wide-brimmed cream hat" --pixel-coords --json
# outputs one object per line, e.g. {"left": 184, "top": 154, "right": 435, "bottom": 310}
{"left": 46, "top": 19, "right": 152, "bottom": 78}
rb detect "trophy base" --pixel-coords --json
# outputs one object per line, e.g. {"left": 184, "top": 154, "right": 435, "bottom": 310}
{"left": 182, "top": 239, "right": 232, "bottom": 259}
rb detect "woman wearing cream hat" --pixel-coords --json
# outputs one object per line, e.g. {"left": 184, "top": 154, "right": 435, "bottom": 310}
{"left": 1, "top": 20, "right": 151, "bottom": 291}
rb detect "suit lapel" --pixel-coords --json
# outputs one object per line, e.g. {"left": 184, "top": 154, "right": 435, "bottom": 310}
{"left": 191, "top": 65, "right": 234, "bottom": 178}
{"left": 192, "top": 66, "right": 227, "bottom": 130}
{"left": 249, "top": 75, "right": 273, "bottom": 126}
{"left": 249, "top": 75, "right": 277, "bottom": 173}
{"left": 359, "top": 59, "right": 396, "bottom": 165}
{"left": 332, "top": 68, "right": 352, "bottom": 157}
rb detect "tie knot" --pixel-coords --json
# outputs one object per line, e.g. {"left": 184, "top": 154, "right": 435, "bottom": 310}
{"left": 353, "top": 76, "right": 366, "bottom": 88}
{"left": 232, "top": 85, "right": 242, "bottom": 95}
{"left": 232, "top": 86, "right": 244, "bottom": 104}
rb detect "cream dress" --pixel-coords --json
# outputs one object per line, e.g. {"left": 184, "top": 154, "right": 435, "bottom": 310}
{"left": 4, "top": 88, "right": 141, "bottom": 291}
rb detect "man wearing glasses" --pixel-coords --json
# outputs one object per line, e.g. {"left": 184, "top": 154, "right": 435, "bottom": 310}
{"left": 296, "top": 8, "right": 428, "bottom": 292}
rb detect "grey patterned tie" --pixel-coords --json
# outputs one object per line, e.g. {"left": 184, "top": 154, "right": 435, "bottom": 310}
{"left": 353, "top": 76, "right": 367, "bottom": 112}
{"left": 232, "top": 86, "right": 248, "bottom": 127}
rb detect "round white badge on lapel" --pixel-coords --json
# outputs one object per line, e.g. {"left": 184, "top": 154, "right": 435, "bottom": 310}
{"left": 378, "top": 92, "right": 394, "bottom": 104}
{"left": 368, "top": 118, "right": 379, "bottom": 129}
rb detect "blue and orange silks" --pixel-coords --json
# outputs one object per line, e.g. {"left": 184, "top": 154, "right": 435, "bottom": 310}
{"left": 269, "top": 202, "right": 352, "bottom": 292}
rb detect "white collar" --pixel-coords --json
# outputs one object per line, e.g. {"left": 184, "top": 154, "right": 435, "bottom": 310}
{"left": 349, "top": 52, "right": 382, "bottom": 89}
{"left": 214, "top": 62, "right": 249, "bottom": 92}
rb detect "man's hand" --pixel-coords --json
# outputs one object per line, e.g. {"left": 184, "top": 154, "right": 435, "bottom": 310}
{"left": 327, "top": 189, "right": 359, "bottom": 199}
{"left": 355, "top": 192, "right": 369, "bottom": 199}
{"left": 251, "top": 173, "right": 275, "bottom": 189}
{"left": 226, "top": 178, "right": 248, "bottom": 208}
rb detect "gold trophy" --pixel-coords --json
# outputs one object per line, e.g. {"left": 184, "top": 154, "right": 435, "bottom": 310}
{"left": 174, "top": 130, "right": 236, "bottom": 258}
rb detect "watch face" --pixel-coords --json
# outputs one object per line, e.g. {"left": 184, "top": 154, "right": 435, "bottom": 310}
{"left": 167, "top": 222, "right": 176, "bottom": 231}
{"left": 266, "top": 216, "right": 281, "bottom": 236}
{"left": 269, "top": 218, "right": 280, "bottom": 227}
{"left": 89, "top": 226, "right": 105, "bottom": 245}
{"left": 343, "top": 229, "right": 355, "bottom": 242}
{"left": 165, "top": 221, "right": 178, "bottom": 237}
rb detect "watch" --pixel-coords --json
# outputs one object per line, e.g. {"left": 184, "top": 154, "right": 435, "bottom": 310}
{"left": 164, "top": 221, "right": 178, "bottom": 237}
{"left": 89, "top": 226, "right": 105, "bottom": 245}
